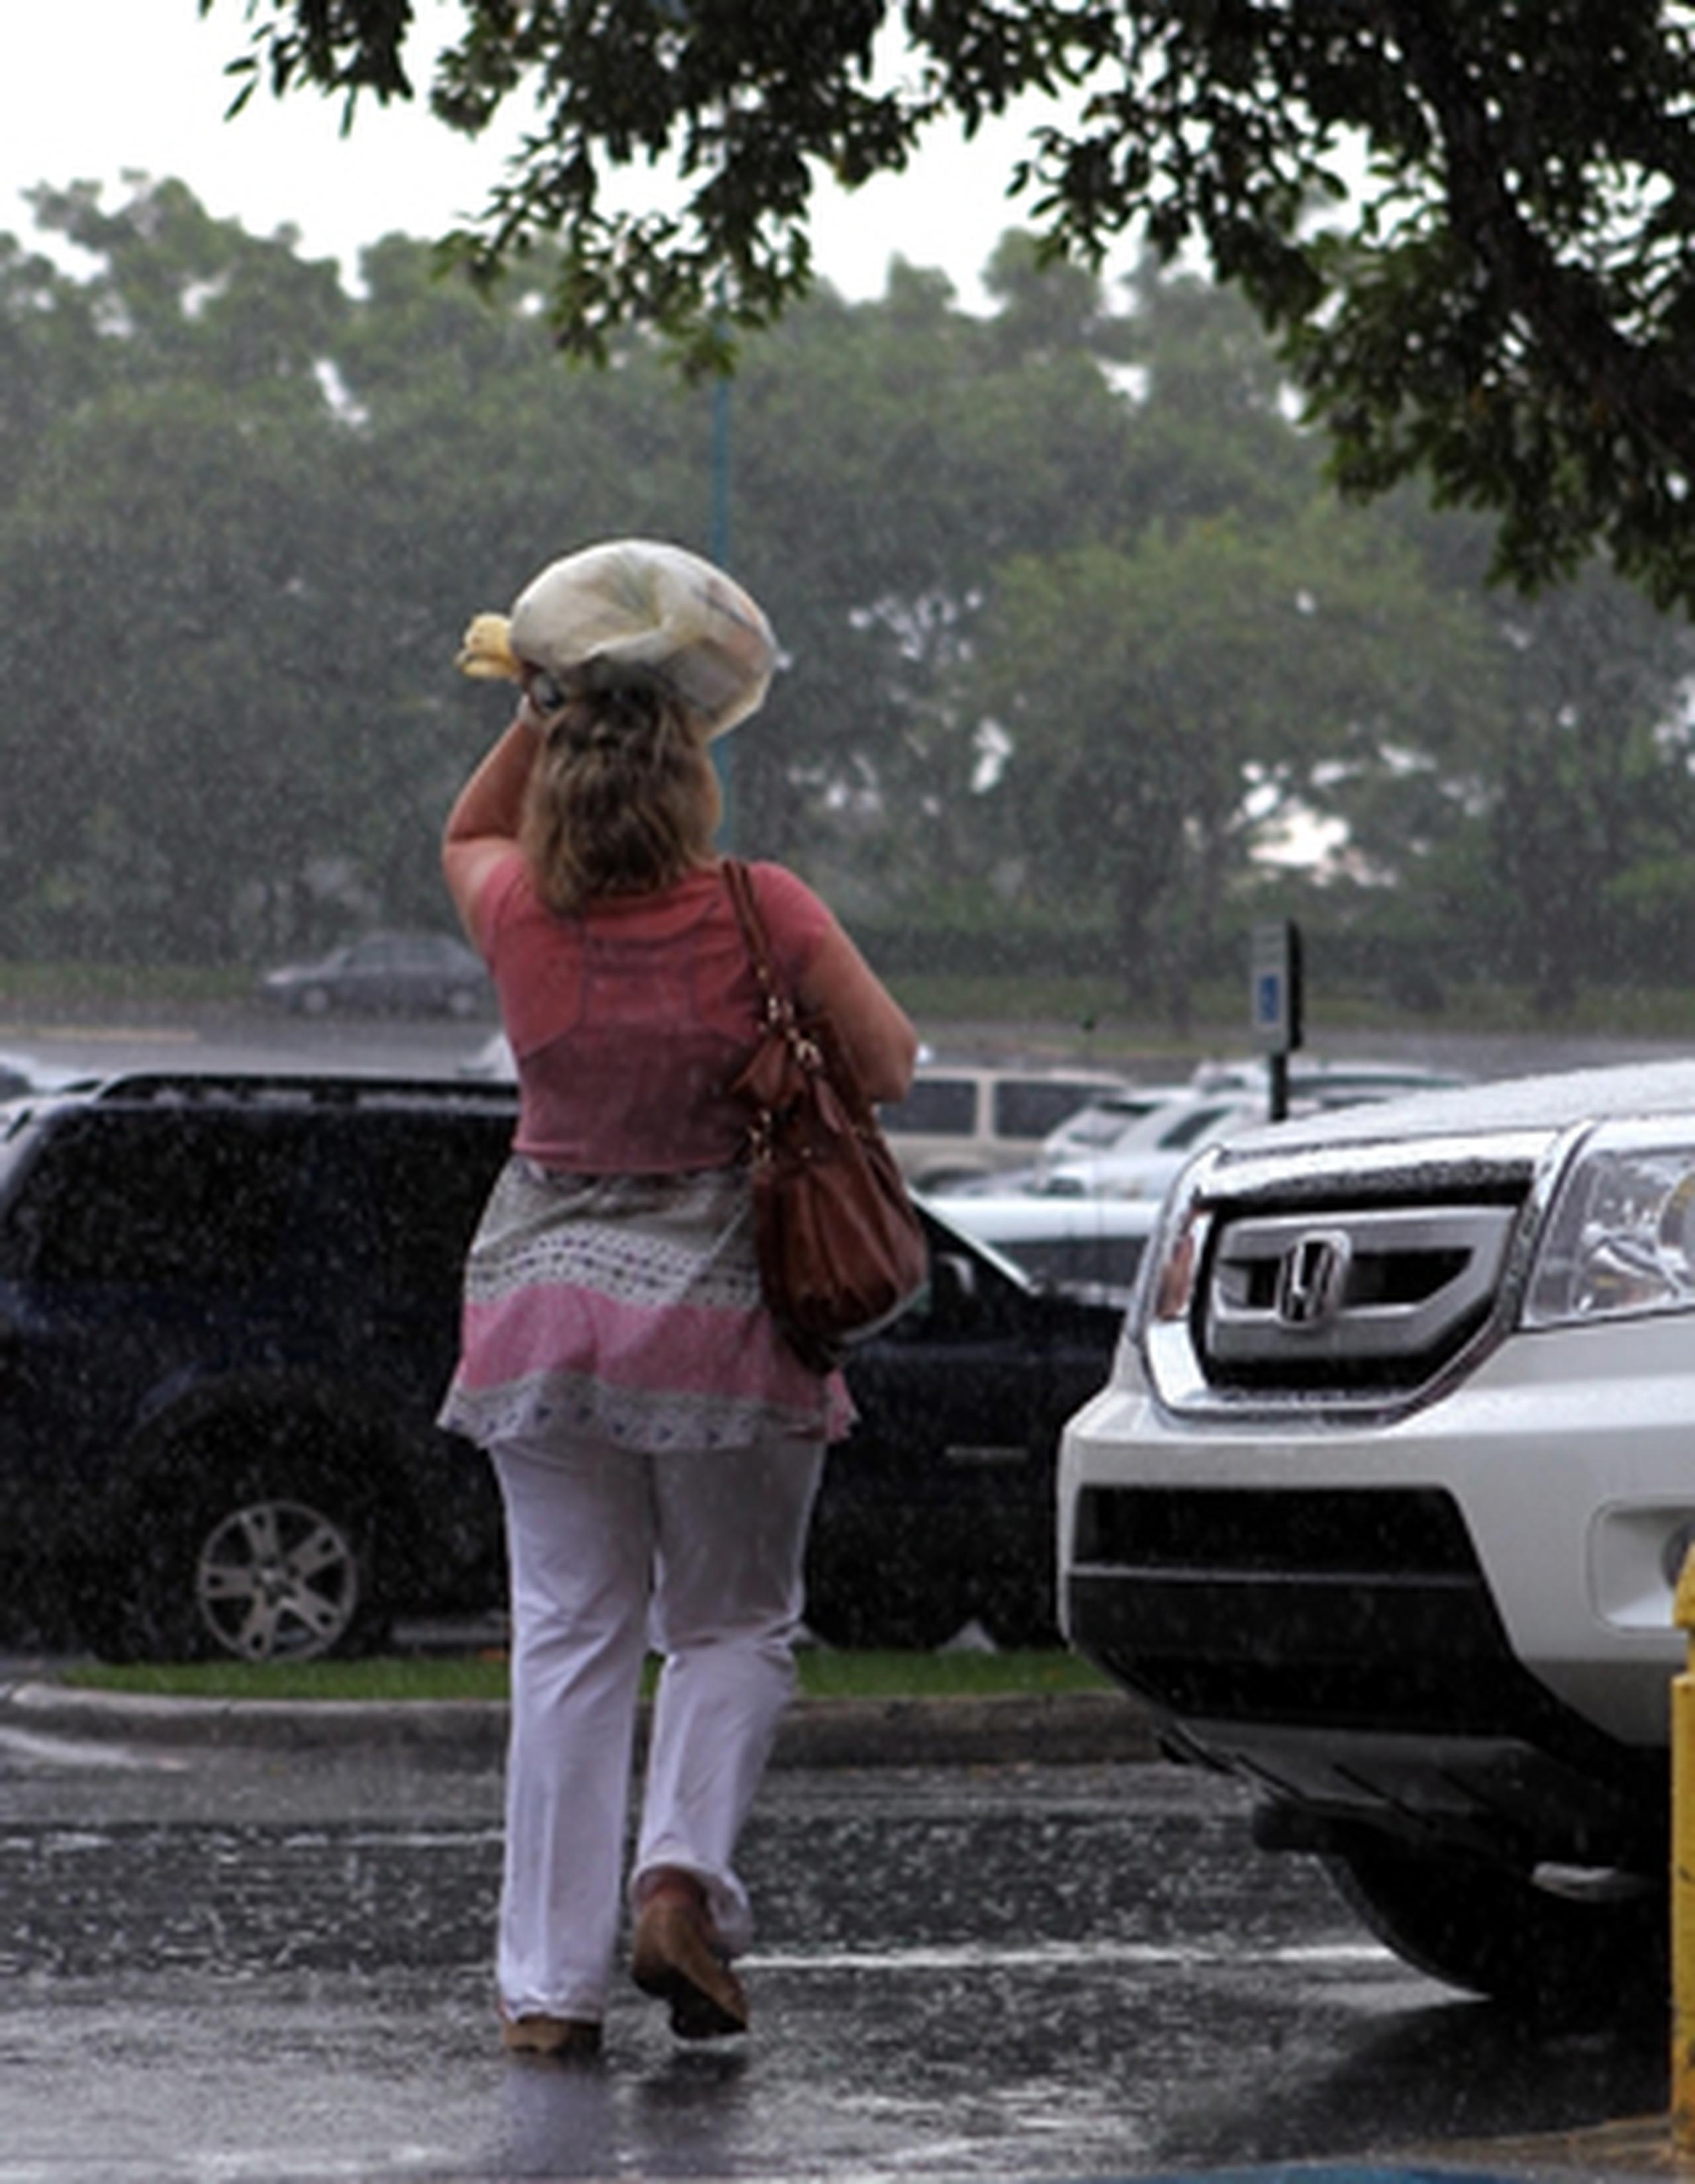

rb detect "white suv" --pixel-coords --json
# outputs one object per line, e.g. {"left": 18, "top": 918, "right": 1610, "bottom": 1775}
{"left": 1058, "top": 1058, "right": 1695, "bottom": 2014}
{"left": 878, "top": 1064, "right": 1133, "bottom": 1191}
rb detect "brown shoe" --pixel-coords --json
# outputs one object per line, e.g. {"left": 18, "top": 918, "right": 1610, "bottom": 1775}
{"left": 501, "top": 2013, "right": 603, "bottom": 2061}
{"left": 630, "top": 1892, "right": 749, "bottom": 2040}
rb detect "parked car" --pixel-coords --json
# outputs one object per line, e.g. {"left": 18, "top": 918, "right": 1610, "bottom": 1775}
{"left": 0, "top": 1072, "right": 1119, "bottom": 1663}
{"left": 1036, "top": 1058, "right": 1471, "bottom": 1201}
{"left": 1059, "top": 1058, "right": 1695, "bottom": 2014}
{"left": 460, "top": 1030, "right": 516, "bottom": 1079}
{"left": 1035, "top": 1086, "right": 1273, "bottom": 1200}
{"left": 257, "top": 931, "right": 490, "bottom": 1018}
{"left": 0, "top": 1050, "right": 86, "bottom": 1102}
{"left": 879, "top": 1062, "right": 1136, "bottom": 1191}
{"left": 1182, "top": 1054, "right": 1473, "bottom": 1105}
{"left": 927, "top": 1190, "right": 1158, "bottom": 1307}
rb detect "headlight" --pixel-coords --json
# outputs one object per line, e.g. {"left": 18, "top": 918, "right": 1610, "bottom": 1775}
{"left": 1148, "top": 1204, "right": 1204, "bottom": 1324}
{"left": 1525, "top": 1124, "right": 1695, "bottom": 1327}
{"left": 1124, "top": 1192, "right": 1206, "bottom": 1334}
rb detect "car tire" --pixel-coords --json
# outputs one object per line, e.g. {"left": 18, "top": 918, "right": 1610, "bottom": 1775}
{"left": 87, "top": 1428, "right": 391, "bottom": 1664}
{"left": 297, "top": 985, "right": 332, "bottom": 1018}
{"left": 1324, "top": 1836, "right": 1667, "bottom": 2020}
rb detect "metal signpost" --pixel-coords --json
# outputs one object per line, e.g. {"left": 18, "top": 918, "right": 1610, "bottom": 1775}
{"left": 1250, "top": 919, "right": 1304, "bottom": 1121}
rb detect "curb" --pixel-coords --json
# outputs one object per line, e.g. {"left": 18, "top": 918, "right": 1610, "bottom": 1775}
{"left": 0, "top": 1680, "right": 1157, "bottom": 1769}
{"left": 1399, "top": 2116, "right": 1683, "bottom": 2177}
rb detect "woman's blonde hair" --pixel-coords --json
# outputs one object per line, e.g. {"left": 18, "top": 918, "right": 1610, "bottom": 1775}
{"left": 520, "top": 681, "right": 722, "bottom": 914}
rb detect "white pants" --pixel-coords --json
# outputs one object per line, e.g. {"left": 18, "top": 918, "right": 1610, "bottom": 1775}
{"left": 490, "top": 1430, "right": 825, "bottom": 2023}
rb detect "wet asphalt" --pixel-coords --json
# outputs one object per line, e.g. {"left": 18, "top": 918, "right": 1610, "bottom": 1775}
{"left": 0, "top": 1672, "right": 1680, "bottom": 2184}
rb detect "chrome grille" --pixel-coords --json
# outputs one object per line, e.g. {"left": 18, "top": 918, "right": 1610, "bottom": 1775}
{"left": 1142, "top": 1130, "right": 1550, "bottom": 1416}
{"left": 1205, "top": 1204, "right": 1518, "bottom": 1372}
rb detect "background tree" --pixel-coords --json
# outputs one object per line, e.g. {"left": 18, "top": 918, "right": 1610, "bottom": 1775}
{"left": 1302, "top": 503, "right": 1695, "bottom": 1018}
{"left": 205, "top": 0, "right": 1695, "bottom": 615}
{"left": 970, "top": 507, "right": 1496, "bottom": 1028}
{"left": 1435, "top": 574, "right": 1695, "bottom": 1017}
{"left": 0, "top": 185, "right": 715, "bottom": 961}
{"left": 724, "top": 243, "right": 1145, "bottom": 901}
{"left": 0, "top": 183, "right": 358, "bottom": 960}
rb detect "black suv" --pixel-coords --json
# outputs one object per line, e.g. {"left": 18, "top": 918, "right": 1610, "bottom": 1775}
{"left": 0, "top": 1073, "right": 1118, "bottom": 1662}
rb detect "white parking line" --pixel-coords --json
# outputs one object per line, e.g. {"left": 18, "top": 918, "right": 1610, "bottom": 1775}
{"left": 0, "top": 1024, "right": 201, "bottom": 1042}
{"left": 0, "top": 1725, "right": 190, "bottom": 1771}
{"left": 745, "top": 1938, "right": 1392, "bottom": 1972}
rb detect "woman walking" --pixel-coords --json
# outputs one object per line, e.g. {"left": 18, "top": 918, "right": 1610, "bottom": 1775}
{"left": 438, "top": 539, "right": 918, "bottom": 2060}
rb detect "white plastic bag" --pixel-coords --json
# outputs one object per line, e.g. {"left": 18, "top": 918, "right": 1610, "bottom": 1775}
{"left": 458, "top": 538, "right": 776, "bottom": 739}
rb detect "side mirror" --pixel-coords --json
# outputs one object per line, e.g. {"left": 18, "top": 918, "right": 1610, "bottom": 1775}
{"left": 928, "top": 1252, "right": 979, "bottom": 1313}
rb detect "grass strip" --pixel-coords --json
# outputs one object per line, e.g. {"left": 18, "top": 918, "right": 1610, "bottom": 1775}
{"left": 62, "top": 1648, "right": 1111, "bottom": 1707}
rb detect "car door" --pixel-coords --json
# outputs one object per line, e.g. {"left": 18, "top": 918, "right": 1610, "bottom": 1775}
{"left": 804, "top": 1212, "right": 1116, "bottom": 1648}
{"left": 0, "top": 1108, "right": 311, "bottom": 1589}
{"left": 307, "top": 1106, "right": 512, "bottom": 1571}
{"left": 336, "top": 936, "right": 401, "bottom": 1009}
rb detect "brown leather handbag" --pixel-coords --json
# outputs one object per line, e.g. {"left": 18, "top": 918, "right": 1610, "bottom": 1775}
{"left": 723, "top": 859, "right": 929, "bottom": 1371}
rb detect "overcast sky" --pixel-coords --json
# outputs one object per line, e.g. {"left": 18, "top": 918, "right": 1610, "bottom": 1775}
{"left": 1, "top": 0, "right": 1085, "bottom": 309}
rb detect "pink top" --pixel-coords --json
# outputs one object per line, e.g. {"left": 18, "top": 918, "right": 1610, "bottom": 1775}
{"left": 469, "top": 851, "right": 835, "bottom": 1171}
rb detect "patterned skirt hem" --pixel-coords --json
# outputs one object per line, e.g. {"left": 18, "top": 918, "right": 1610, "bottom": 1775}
{"left": 439, "top": 1364, "right": 833, "bottom": 1454}
{"left": 440, "top": 1158, "right": 851, "bottom": 1453}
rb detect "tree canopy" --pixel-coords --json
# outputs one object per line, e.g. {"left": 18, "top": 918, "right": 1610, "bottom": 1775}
{"left": 204, "top": 1, "right": 1695, "bottom": 613}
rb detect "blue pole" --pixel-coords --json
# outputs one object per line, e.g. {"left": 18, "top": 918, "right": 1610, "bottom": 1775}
{"left": 710, "top": 367, "right": 736, "bottom": 848}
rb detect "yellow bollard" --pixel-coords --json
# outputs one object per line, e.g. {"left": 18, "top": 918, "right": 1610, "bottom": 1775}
{"left": 1672, "top": 1550, "right": 1695, "bottom": 2154}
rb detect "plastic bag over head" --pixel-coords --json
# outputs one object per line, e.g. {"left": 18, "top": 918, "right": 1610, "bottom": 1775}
{"left": 456, "top": 538, "right": 776, "bottom": 740}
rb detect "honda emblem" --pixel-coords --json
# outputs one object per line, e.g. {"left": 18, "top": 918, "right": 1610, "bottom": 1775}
{"left": 1276, "top": 1229, "right": 1352, "bottom": 1328}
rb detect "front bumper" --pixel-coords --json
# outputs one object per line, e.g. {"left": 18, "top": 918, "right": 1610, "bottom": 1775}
{"left": 1058, "top": 1312, "right": 1695, "bottom": 1868}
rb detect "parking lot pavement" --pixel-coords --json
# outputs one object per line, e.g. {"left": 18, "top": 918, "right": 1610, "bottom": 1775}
{"left": 0, "top": 1744, "right": 1678, "bottom": 2184}
{"left": 4, "top": 1665, "right": 1685, "bottom": 2182}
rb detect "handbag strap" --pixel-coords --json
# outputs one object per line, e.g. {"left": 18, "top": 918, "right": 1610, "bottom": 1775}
{"left": 723, "top": 858, "right": 881, "bottom": 1126}
{"left": 723, "top": 858, "right": 799, "bottom": 1037}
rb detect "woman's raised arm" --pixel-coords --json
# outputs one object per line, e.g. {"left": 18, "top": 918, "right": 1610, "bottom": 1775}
{"left": 442, "top": 711, "right": 539, "bottom": 938}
